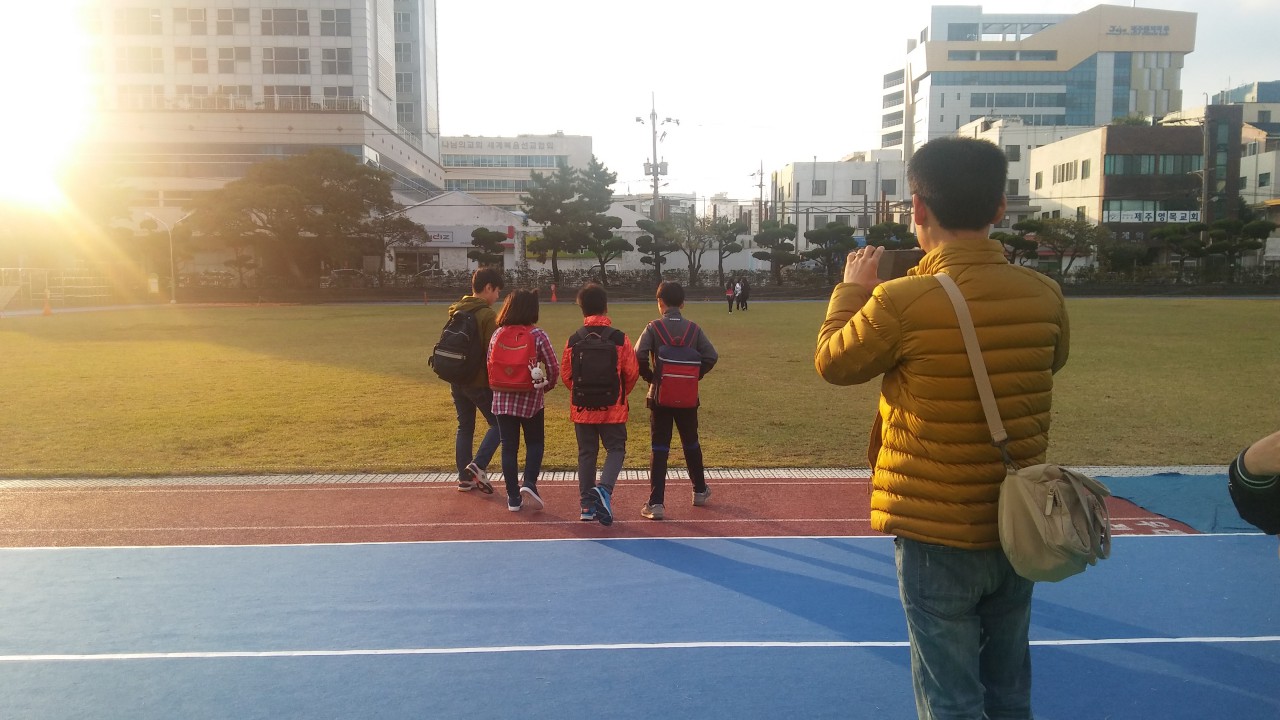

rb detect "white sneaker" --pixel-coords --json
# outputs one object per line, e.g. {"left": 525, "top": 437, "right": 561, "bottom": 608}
{"left": 519, "top": 485, "right": 544, "bottom": 511}
{"left": 693, "top": 486, "right": 712, "bottom": 506}
{"left": 641, "top": 503, "right": 664, "bottom": 520}
{"left": 465, "top": 463, "right": 493, "bottom": 494}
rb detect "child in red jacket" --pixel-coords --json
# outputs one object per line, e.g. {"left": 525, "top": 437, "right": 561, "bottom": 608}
{"left": 560, "top": 283, "right": 639, "bottom": 526}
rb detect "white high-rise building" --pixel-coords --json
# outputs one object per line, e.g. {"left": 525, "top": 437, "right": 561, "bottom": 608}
{"left": 81, "top": 0, "right": 444, "bottom": 218}
{"left": 881, "top": 4, "right": 1196, "bottom": 158}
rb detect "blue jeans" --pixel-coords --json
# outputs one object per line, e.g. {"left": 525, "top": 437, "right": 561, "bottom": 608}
{"left": 450, "top": 384, "right": 500, "bottom": 481}
{"left": 894, "top": 537, "right": 1035, "bottom": 720}
{"left": 496, "top": 411, "right": 545, "bottom": 502}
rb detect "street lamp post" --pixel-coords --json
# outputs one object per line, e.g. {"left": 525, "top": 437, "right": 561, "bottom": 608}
{"left": 145, "top": 211, "right": 195, "bottom": 304}
{"left": 636, "top": 93, "right": 677, "bottom": 221}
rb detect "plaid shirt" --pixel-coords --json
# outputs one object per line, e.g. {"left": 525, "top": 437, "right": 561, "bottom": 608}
{"left": 489, "top": 325, "right": 559, "bottom": 418}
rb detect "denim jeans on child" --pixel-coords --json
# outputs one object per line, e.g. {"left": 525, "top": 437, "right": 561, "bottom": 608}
{"left": 894, "top": 537, "right": 1034, "bottom": 720}
{"left": 450, "top": 384, "right": 500, "bottom": 481}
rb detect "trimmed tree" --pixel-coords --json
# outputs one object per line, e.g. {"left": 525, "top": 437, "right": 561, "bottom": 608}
{"left": 519, "top": 164, "right": 579, "bottom": 287}
{"left": 674, "top": 214, "right": 718, "bottom": 286}
{"left": 636, "top": 218, "right": 680, "bottom": 284}
{"left": 714, "top": 217, "right": 748, "bottom": 288}
{"left": 803, "top": 222, "right": 859, "bottom": 283}
{"left": 468, "top": 227, "right": 507, "bottom": 267}
{"left": 751, "top": 220, "right": 801, "bottom": 286}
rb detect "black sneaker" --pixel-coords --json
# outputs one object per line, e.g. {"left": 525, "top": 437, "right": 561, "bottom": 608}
{"left": 593, "top": 486, "right": 613, "bottom": 527}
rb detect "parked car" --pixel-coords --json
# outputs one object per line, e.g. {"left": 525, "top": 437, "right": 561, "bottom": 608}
{"left": 325, "top": 269, "right": 371, "bottom": 288}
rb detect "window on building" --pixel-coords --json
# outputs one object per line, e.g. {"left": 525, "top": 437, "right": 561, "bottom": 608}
{"left": 882, "top": 111, "right": 903, "bottom": 128}
{"left": 394, "top": 11, "right": 411, "bottom": 33}
{"left": 857, "top": 215, "right": 871, "bottom": 228}
{"left": 1261, "top": 172, "right": 1272, "bottom": 188}
{"left": 117, "top": 46, "right": 163, "bottom": 73}
{"left": 216, "top": 8, "right": 249, "bottom": 35}
{"left": 1052, "top": 161, "right": 1078, "bottom": 184}
{"left": 1021, "top": 50, "right": 1057, "bottom": 61}
{"left": 883, "top": 91, "right": 904, "bottom": 109}
{"left": 217, "top": 46, "right": 250, "bottom": 73}
{"left": 812, "top": 179, "right": 827, "bottom": 196}
{"left": 947, "top": 23, "right": 978, "bottom": 40}
{"left": 117, "top": 84, "right": 165, "bottom": 109}
{"left": 175, "top": 46, "right": 208, "bottom": 73}
{"left": 1004, "top": 145, "right": 1020, "bottom": 162}
{"left": 321, "top": 48, "right": 352, "bottom": 74}
{"left": 881, "top": 179, "right": 897, "bottom": 196}
{"left": 1081, "top": 159, "right": 1091, "bottom": 179}
{"left": 1259, "top": 110, "right": 1272, "bottom": 124}
{"left": 1006, "top": 179, "right": 1018, "bottom": 195}
{"left": 395, "top": 72, "right": 413, "bottom": 93}
{"left": 1076, "top": 206, "right": 1086, "bottom": 221}
{"left": 852, "top": 179, "right": 867, "bottom": 195}
{"left": 1034, "top": 172, "right": 1043, "bottom": 190}
{"left": 835, "top": 215, "right": 850, "bottom": 226}
{"left": 263, "top": 85, "right": 311, "bottom": 109}
{"left": 322, "top": 86, "right": 354, "bottom": 108}
{"left": 981, "top": 51, "right": 1016, "bottom": 61}
{"left": 174, "top": 8, "right": 207, "bottom": 34}
{"left": 397, "top": 102, "right": 414, "bottom": 125}
{"left": 395, "top": 42, "right": 411, "bottom": 62}
{"left": 116, "top": 7, "right": 162, "bottom": 34}
{"left": 948, "top": 51, "right": 977, "bottom": 61}
{"left": 262, "top": 9, "right": 309, "bottom": 36}
{"left": 1240, "top": 176, "right": 1248, "bottom": 189}
{"left": 881, "top": 131, "right": 902, "bottom": 148}
{"left": 320, "top": 9, "right": 351, "bottom": 36}
{"left": 814, "top": 215, "right": 829, "bottom": 228}
{"left": 263, "top": 47, "right": 309, "bottom": 74}
{"left": 1051, "top": 210, "right": 1061, "bottom": 218}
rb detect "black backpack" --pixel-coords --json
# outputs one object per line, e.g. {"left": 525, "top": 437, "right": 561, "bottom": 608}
{"left": 429, "top": 310, "right": 484, "bottom": 384}
{"left": 569, "top": 326, "right": 625, "bottom": 409}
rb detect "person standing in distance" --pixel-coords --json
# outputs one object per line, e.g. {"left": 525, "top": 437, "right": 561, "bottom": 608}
{"left": 816, "top": 137, "right": 1070, "bottom": 720}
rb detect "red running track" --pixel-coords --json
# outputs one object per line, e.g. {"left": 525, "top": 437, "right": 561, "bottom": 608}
{"left": 0, "top": 478, "right": 1195, "bottom": 547}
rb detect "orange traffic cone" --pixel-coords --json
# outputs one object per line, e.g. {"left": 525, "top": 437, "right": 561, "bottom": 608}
{"left": 550, "top": 283, "right": 558, "bottom": 302}
{"left": 42, "top": 289, "right": 52, "bottom": 317}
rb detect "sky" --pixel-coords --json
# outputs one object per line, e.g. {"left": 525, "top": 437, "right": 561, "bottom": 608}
{"left": 436, "top": 0, "right": 1280, "bottom": 205}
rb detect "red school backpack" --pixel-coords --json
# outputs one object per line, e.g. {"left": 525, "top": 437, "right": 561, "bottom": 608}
{"left": 488, "top": 325, "right": 538, "bottom": 392}
{"left": 650, "top": 319, "right": 702, "bottom": 408}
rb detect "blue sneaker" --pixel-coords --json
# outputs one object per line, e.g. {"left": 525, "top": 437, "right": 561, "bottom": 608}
{"left": 579, "top": 505, "right": 596, "bottom": 521}
{"left": 592, "top": 486, "right": 613, "bottom": 527}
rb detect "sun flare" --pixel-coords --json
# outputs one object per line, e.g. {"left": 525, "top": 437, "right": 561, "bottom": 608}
{"left": 0, "top": 5, "right": 95, "bottom": 209}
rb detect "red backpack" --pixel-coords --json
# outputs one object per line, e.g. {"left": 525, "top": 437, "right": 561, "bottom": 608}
{"left": 650, "top": 319, "right": 702, "bottom": 408}
{"left": 488, "top": 325, "right": 538, "bottom": 392}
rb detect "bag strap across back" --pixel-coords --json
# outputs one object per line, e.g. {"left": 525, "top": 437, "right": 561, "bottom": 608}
{"left": 934, "top": 273, "right": 1014, "bottom": 466}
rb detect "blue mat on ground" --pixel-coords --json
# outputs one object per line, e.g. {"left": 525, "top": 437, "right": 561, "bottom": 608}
{"left": 1100, "top": 472, "right": 1260, "bottom": 533}
{"left": 1, "top": 536, "right": 1278, "bottom": 719}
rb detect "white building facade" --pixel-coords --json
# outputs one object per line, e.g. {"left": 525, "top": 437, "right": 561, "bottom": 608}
{"left": 882, "top": 4, "right": 1196, "bottom": 158}
{"left": 771, "top": 150, "right": 909, "bottom": 253}
{"left": 440, "top": 134, "right": 594, "bottom": 211}
{"left": 81, "top": 0, "right": 445, "bottom": 243}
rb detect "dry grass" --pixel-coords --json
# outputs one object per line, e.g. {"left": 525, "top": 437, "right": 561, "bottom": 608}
{"left": 1, "top": 297, "right": 1276, "bottom": 476}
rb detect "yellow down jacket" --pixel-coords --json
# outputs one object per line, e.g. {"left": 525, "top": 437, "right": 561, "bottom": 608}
{"left": 816, "top": 238, "right": 1070, "bottom": 549}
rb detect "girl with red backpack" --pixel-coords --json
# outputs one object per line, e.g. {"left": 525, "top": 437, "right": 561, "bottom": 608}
{"left": 487, "top": 289, "right": 560, "bottom": 512}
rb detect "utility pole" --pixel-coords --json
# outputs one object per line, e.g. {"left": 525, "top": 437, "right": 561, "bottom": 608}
{"left": 637, "top": 93, "right": 676, "bottom": 221}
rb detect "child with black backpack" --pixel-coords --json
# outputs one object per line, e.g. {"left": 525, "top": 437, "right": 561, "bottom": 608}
{"left": 487, "top": 289, "right": 559, "bottom": 512}
{"left": 560, "top": 283, "right": 639, "bottom": 526}
{"left": 430, "top": 267, "right": 504, "bottom": 494}
{"left": 634, "top": 281, "right": 718, "bottom": 520}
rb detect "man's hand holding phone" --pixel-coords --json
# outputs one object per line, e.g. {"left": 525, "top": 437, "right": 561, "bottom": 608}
{"left": 844, "top": 246, "right": 885, "bottom": 289}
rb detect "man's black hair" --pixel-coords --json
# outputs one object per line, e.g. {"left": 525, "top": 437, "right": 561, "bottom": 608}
{"left": 472, "top": 267, "right": 504, "bottom": 293}
{"left": 907, "top": 137, "right": 1008, "bottom": 231}
{"left": 656, "top": 281, "right": 684, "bottom": 307}
{"left": 576, "top": 283, "right": 607, "bottom": 317}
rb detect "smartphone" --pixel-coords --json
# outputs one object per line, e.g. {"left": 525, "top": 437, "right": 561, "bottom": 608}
{"left": 877, "top": 249, "right": 925, "bottom": 282}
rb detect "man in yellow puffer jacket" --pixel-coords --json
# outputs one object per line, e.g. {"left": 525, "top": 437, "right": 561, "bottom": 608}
{"left": 816, "top": 137, "right": 1070, "bottom": 720}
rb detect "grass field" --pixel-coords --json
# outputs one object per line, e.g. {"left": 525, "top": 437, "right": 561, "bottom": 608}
{"left": 2, "top": 297, "right": 1277, "bottom": 477}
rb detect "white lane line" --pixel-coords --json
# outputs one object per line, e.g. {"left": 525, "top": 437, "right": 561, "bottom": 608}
{"left": 0, "top": 480, "right": 872, "bottom": 495}
{"left": 0, "top": 518, "right": 876, "bottom": 533}
{"left": 1, "top": 636, "right": 1276, "bottom": 662}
